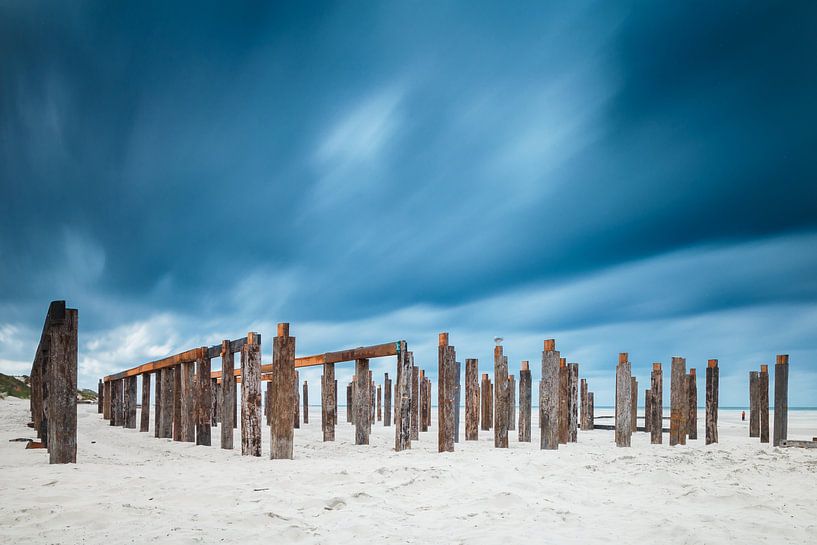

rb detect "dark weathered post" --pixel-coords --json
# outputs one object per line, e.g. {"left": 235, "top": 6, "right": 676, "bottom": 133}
{"left": 493, "top": 345, "right": 509, "bottom": 449}
{"left": 112, "top": 378, "right": 124, "bottom": 427}
{"left": 377, "top": 384, "right": 382, "bottom": 422}
{"left": 454, "top": 361, "right": 462, "bottom": 442}
{"left": 47, "top": 306, "right": 78, "bottom": 463}
{"left": 580, "top": 378, "right": 589, "bottom": 431}
{"left": 686, "top": 369, "right": 697, "bottom": 440}
{"left": 773, "top": 355, "right": 789, "bottom": 447}
{"left": 588, "top": 392, "right": 594, "bottom": 429}
{"left": 98, "top": 379, "right": 104, "bottom": 414}
{"left": 294, "top": 371, "right": 301, "bottom": 430}
{"left": 650, "top": 363, "right": 663, "bottom": 444}
{"left": 124, "top": 376, "right": 137, "bottom": 429}
{"left": 271, "top": 324, "right": 295, "bottom": 459}
{"left": 160, "top": 368, "right": 174, "bottom": 438}
{"left": 384, "top": 372, "right": 392, "bottom": 427}
{"left": 346, "top": 383, "right": 353, "bottom": 424}
{"left": 154, "top": 373, "right": 162, "bottom": 438}
{"left": 519, "top": 361, "right": 531, "bottom": 442}
{"left": 411, "top": 365, "right": 419, "bottom": 440}
{"left": 103, "top": 380, "right": 112, "bottom": 420}
{"left": 508, "top": 373, "right": 515, "bottom": 432}
{"left": 355, "top": 358, "right": 371, "bottom": 445}
{"left": 179, "top": 361, "right": 195, "bottom": 442}
{"left": 568, "top": 363, "right": 578, "bottom": 442}
{"left": 438, "top": 334, "right": 456, "bottom": 452}
{"left": 242, "top": 332, "right": 262, "bottom": 457}
{"left": 749, "top": 371, "right": 759, "bottom": 437}
{"left": 265, "top": 381, "right": 272, "bottom": 425}
{"left": 759, "top": 364, "right": 770, "bottom": 443}
{"left": 705, "top": 359, "right": 719, "bottom": 445}
{"left": 211, "top": 378, "right": 219, "bottom": 426}
{"left": 369, "top": 372, "right": 375, "bottom": 428}
{"left": 322, "top": 363, "right": 336, "bottom": 441}
{"left": 303, "top": 380, "right": 309, "bottom": 425}
{"left": 140, "top": 373, "right": 150, "bottom": 432}
{"left": 395, "top": 341, "right": 411, "bottom": 451}
{"left": 670, "top": 356, "right": 686, "bottom": 446}
{"left": 195, "top": 349, "right": 212, "bottom": 446}
{"left": 558, "top": 358, "right": 568, "bottom": 444}
{"left": 644, "top": 389, "right": 652, "bottom": 433}
{"left": 540, "top": 339, "right": 560, "bottom": 450}
{"left": 173, "top": 366, "right": 182, "bottom": 440}
{"left": 466, "top": 359, "right": 479, "bottom": 440}
{"left": 615, "top": 353, "right": 632, "bottom": 447}
{"left": 221, "top": 340, "right": 235, "bottom": 449}
{"left": 630, "top": 377, "right": 637, "bottom": 436}
{"left": 426, "top": 378, "right": 432, "bottom": 428}
{"left": 481, "top": 373, "right": 491, "bottom": 431}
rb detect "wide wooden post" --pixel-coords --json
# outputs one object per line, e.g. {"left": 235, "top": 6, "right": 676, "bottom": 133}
{"left": 355, "top": 358, "right": 371, "bottom": 445}
{"left": 322, "top": 363, "right": 336, "bottom": 441}
{"left": 687, "top": 369, "right": 697, "bottom": 440}
{"left": 759, "top": 364, "right": 770, "bottom": 443}
{"left": 749, "top": 371, "right": 759, "bottom": 437}
{"left": 46, "top": 307, "right": 78, "bottom": 463}
{"left": 303, "top": 381, "right": 309, "bottom": 425}
{"left": 395, "top": 341, "right": 412, "bottom": 451}
{"left": 195, "top": 349, "right": 212, "bottom": 446}
{"left": 98, "top": 379, "right": 104, "bottom": 414}
{"left": 615, "top": 353, "right": 632, "bottom": 447}
{"left": 519, "top": 361, "right": 531, "bottom": 442}
{"left": 112, "top": 378, "right": 124, "bottom": 426}
{"left": 558, "top": 358, "right": 568, "bottom": 444}
{"left": 140, "top": 373, "right": 150, "bottom": 432}
{"left": 124, "top": 375, "right": 137, "bottom": 429}
{"left": 705, "top": 359, "right": 719, "bottom": 444}
{"left": 630, "top": 377, "right": 637, "bottom": 436}
{"left": 241, "top": 332, "right": 262, "bottom": 457}
{"left": 103, "top": 380, "right": 112, "bottom": 420}
{"left": 179, "top": 361, "right": 195, "bottom": 442}
{"left": 773, "top": 355, "right": 789, "bottom": 446}
{"left": 508, "top": 373, "right": 516, "bottom": 432}
{"left": 221, "top": 341, "right": 235, "bottom": 449}
{"left": 493, "top": 345, "right": 509, "bottom": 448}
{"left": 384, "top": 372, "right": 392, "bottom": 427}
{"left": 481, "top": 373, "right": 491, "bottom": 431}
{"left": 438, "top": 334, "right": 456, "bottom": 452}
{"left": 650, "top": 363, "right": 662, "bottom": 444}
{"left": 670, "top": 356, "right": 686, "bottom": 446}
{"left": 411, "top": 364, "right": 419, "bottom": 440}
{"left": 159, "top": 368, "right": 174, "bottom": 438}
{"left": 540, "top": 339, "right": 560, "bottom": 450}
{"left": 465, "top": 359, "right": 479, "bottom": 440}
{"left": 568, "top": 363, "right": 578, "bottom": 442}
{"left": 271, "top": 324, "right": 295, "bottom": 459}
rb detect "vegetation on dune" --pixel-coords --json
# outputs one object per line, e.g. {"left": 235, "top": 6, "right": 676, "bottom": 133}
{"left": 0, "top": 373, "right": 31, "bottom": 399}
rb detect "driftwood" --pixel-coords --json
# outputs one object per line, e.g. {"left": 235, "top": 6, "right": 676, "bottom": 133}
{"left": 780, "top": 440, "right": 817, "bottom": 449}
{"left": 615, "top": 353, "right": 632, "bottom": 447}
{"left": 540, "top": 339, "right": 560, "bottom": 450}
{"left": 519, "top": 361, "right": 531, "bottom": 442}
{"left": 271, "top": 325, "right": 295, "bottom": 459}
{"left": 241, "top": 332, "right": 262, "bottom": 457}
{"left": 705, "top": 359, "right": 719, "bottom": 444}
{"left": 670, "top": 357, "right": 686, "bottom": 446}
{"left": 650, "top": 363, "right": 663, "bottom": 444}
{"left": 493, "top": 346, "right": 509, "bottom": 449}
{"left": 773, "top": 355, "right": 789, "bottom": 447}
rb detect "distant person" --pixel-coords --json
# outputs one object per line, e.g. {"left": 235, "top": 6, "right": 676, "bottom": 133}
{"left": 741, "top": 410, "right": 746, "bottom": 421}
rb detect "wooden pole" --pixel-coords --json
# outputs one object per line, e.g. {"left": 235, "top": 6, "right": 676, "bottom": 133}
{"left": 46, "top": 307, "right": 77, "bottom": 463}
{"left": 140, "top": 373, "right": 150, "bottom": 432}
{"left": 271, "top": 324, "right": 295, "bottom": 459}
{"left": 369, "top": 372, "right": 375, "bottom": 429}
{"left": 759, "top": 364, "right": 770, "bottom": 443}
{"left": 508, "top": 373, "right": 516, "bottom": 432}
{"left": 465, "top": 359, "right": 479, "bottom": 440}
{"left": 113, "top": 378, "right": 124, "bottom": 427}
{"left": 154, "top": 370, "right": 162, "bottom": 437}
{"left": 347, "top": 382, "right": 353, "bottom": 424}
{"left": 568, "top": 363, "right": 578, "bottom": 442}
{"left": 580, "top": 378, "right": 589, "bottom": 431}
{"left": 377, "top": 384, "right": 382, "bottom": 422}
{"left": 294, "top": 371, "right": 301, "bottom": 429}
{"left": 98, "top": 379, "right": 104, "bottom": 414}
{"left": 124, "top": 375, "right": 137, "bottom": 429}
{"left": 519, "top": 361, "right": 531, "bottom": 442}
{"left": 211, "top": 378, "right": 219, "bottom": 426}
{"left": 773, "top": 354, "right": 789, "bottom": 447}
{"left": 103, "top": 380, "right": 112, "bottom": 420}
{"left": 650, "top": 363, "right": 662, "bottom": 444}
{"left": 395, "top": 341, "right": 411, "bottom": 451}
{"left": 179, "top": 361, "right": 195, "bottom": 442}
{"left": 159, "top": 368, "right": 173, "bottom": 438}
{"left": 493, "top": 345, "right": 509, "bottom": 448}
{"left": 588, "top": 392, "right": 594, "bottom": 430}
{"left": 221, "top": 341, "right": 235, "bottom": 449}
{"left": 439, "top": 334, "right": 456, "bottom": 452}
{"left": 333, "top": 379, "right": 338, "bottom": 425}
{"left": 670, "top": 356, "right": 686, "bottom": 446}
{"left": 418, "top": 370, "right": 426, "bottom": 431}
{"left": 705, "top": 359, "right": 719, "bottom": 445}
{"left": 481, "top": 373, "right": 491, "bottom": 431}
{"left": 172, "top": 367, "right": 182, "bottom": 440}
{"left": 454, "top": 361, "right": 462, "bottom": 442}
{"left": 426, "top": 378, "right": 432, "bottom": 428}
{"left": 630, "top": 377, "right": 637, "bottom": 436}
{"left": 411, "top": 365, "right": 419, "bottom": 440}
{"left": 241, "top": 332, "right": 262, "bottom": 457}
{"left": 615, "top": 353, "right": 632, "bottom": 447}
{"left": 749, "top": 371, "right": 759, "bottom": 437}
{"left": 644, "top": 389, "right": 652, "bottom": 433}
{"left": 558, "top": 358, "right": 568, "bottom": 444}
{"left": 355, "top": 358, "right": 371, "bottom": 445}
{"left": 322, "top": 363, "right": 335, "bottom": 441}
{"left": 384, "top": 372, "right": 392, "bottom": 427}
{"left": 303, "top": 381, "right": 309, "bottom": 424}
{"left": 687, "top": 369, "right": 697, "bottom": 441}
{"left": 540, "top": 339, "right": 560, "bottom": 450}
{"left": 195, "top": 350, "right": 212, "bottom": 446}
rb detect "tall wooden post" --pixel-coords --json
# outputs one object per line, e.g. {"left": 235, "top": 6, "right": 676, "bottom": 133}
{"left": 322, "top": 363, "right": 335, "bottom": 441}
{"left": 508, "top": 373, "right": 516, "bottom": 432}
{"left": 355, "top": 358, "right": 371, "bottom": 445}
{"left": 519, "top": 361, "right": 531, "bottom": 442}
{"left": 303, "top": 380, "right": 309, "bottom": 425}
{"left": 630, "top": 377, "right": 637, "bottom": 436}
{"left": 759, "top": 364, "right": 770, "bottom": 443}
{"left": 454, "top": 361, "right": 462, "bottom": 442}
{"left": 159, "top": 368, "right": 173, "bottom": 438}
{"left": 686, "top": 369, "right": 697, "bottom": 441}
{"left": 558, "top": 358, "right": 568, "bottom": 444}
{"left": 588, "top": 392, "right": 594, "bottom": 430}
{"left": 211, "top": 378, "right": 219, "bottom": 426}
{"left": 418, "top": 370, "right": 426, "bottom": 431}
{"left": 465, "top": 359, "right": 479, "bottom": 440}
{"left": 411, "top": 365, "right": 419, "bottom": 440}
{"left": 124, "top": 375, "right": 137, "bottom": 429}
{"left": 705, "top": 359, "right": 719, "bottom": 445}
{"left": 644, "top": 389, "right": 652, "bottom": 433}
{"left": 179, "top": 361, "right": 195, "bottom": 442}
{"left": 346, "top": 383, "right": 353, "bottom": 424}
{"left": 438, "top": 334, "right": 456, "bottom": 452}
{"left": 271, "top": 324, "right": 295, "bottom": 459}
{"left": 384, "top": 372, "right": 392, "bottom": 427}
{"left": 154, "top": 373, "right": 162, "bottom": 438}
{"left": 103, "top": 380, "right": 112, "bottom": 420}
{"left": 395, "top": 341, "right": 411, "bottom": 451}
{"left": 749, "top": 371, "right": 759, "bottom": 437}
{"left": 173, "top": 366, "right": 182, "bottom": 440}
{"left": 377, "top": 384, "right": 382, "bottom": 422}
{"left": 650, "top": 363, "right": 662, "bottom": 444}
{"left": 241, "top": 332, "right": 262, "bottom": 457}
{"left": 294, "top": 371, "right": 301, "bottom": 429}
{"left": 47, "top": 306, "right": 77, "bottom": 463}
{"left": 615, "top": 353, "right": 632, "bottom": 447}
{"left": 670, "top": 356, "right": 686, "bottom": 446}
{"left": 195, "top": 350, "right": 212, "bottom": 446}
{"left": 568, "top": 363, "right": 578, "bottom": 442}
{"left": 480, "top": 373, "right": 491, "bottom": 431}
{"left": 493, "top": 345, "right": 509, "bottom": 449}
{"left": 113, "top": 378, "right": 124, "bottom": 427}
{"left": 140, "top": 373, "right": 150, "bottom": 432}
{"left": 98, "top": 379, "right": 104, "bottom": 414}
{"left": 333, "top": 379, "right": 338, "bottom": 425}
{"left": 540, "top": 339, "right": 560, "bottom": 450}
{"left": 773, "top": 355, "right": 789, "bottom": 447}
{"left": 580, "top": 378, "right": 589, "bottom": 431}
{"left": 221, "top": 340, "right": 235, "bottom": 449}
{"left": 369, "top": 372, "right": 375, "bottom": 428}
{"left": 426, "top": 378, "right": 432, "bottom": 428}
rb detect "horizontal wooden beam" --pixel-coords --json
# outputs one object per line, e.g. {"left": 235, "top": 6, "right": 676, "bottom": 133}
{"left": 104, "top": 347, "right": 205, "bottom": 382}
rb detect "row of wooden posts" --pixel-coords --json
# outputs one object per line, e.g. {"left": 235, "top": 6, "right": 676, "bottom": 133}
{"left": 748, "top": 356, "right": 790, "bottom": 446}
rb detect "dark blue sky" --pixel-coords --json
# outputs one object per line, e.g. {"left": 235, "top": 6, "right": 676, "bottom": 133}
{"left": 2, "top": 2, "right": 815, "bottom": 405}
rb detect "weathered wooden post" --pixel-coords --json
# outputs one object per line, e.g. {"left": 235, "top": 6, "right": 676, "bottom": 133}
{"left": 568, "top": 363, "right": 578, "bottom": 442}
{"left": 242, "top": 331, "right": 262, "bottom": 457}
{"left": 211, "top": 378, "right": 219, "bottom": 426}
{"left": 377, "top": 384, "right": 382, "bottom": 422}
{"left": 333, "top": 379, "right": 338, "bottom": 425}
{"left": 454, "top": 361, "right": 462, "bottom": 442}
{"left": 384, "top": 372, "right": 392, "bottom": 427}
{"left": 481, "top": 373, "right": 491, "bottom": 431}
{"left": 179, "top": 361, "right": 195, "bottom": 442}
{"left": 160, "top": 368, "right": 174, "bottom": 438}
{"left": 670, "top": 356, "right": 686, "bottom": 446}
{"left": 46, "top": 305, "right": 78, "bottom": 463}
{"left": 322, "top": 363, "right": 336, "bottom": 441}
{"left": 271, "top": 324, "right": 295, "bottom": 459}
{"left": 355, "top": 358, "right": 371, "bottom": 445}
{"left": 615, "top": 353, "right": 632, "bottom": 447}
{"left": 140, "top": 373, "right": 150, "bottom": 432}
{"left": 644, "top": 389, "right": 652, "bottom": 433}
{"left": 540, "top": 339, "right": 560, "bottom": 450}
{"left": 580, "top": 378, "right": 589, "bottom": 431}
{"left": 519, "top": 361, "right": 531, "bottom": 442}
{"left": 124, "top": 376, "right": 137, "bottom": 429}
{"left": 438, "top": 333, "right": 456, "bottom": 452}
{"left": 294, "top": 371, "right": 301, "bottom": 430}
{"left": 154, "top": 373, "right": 162, "bottom": 438}
{"left": 173, "top": 366, "right": 182, "bottom": 440}
{"left": 759, "top": 364, "right": 770, "bottom": 443}
{"left": 493, "top": 345, "right": 509, "bottom": 449}
{"left": 650, "top": 363, "right": 662, "bottom": 444}
{"left": 508, "top": 373, "right": 515, "bottom": 432}
{"left": 395, "top": 340, "right": 412, "bottom": 451}
{"left": 686, "top": 369, "right": 697, "bottom": 440}
{"left": 111, "top": 378, "right": 124, "bottom": 426}
{"left": 221, "top": 340, "right": 235, "bottom": 449}
{"left": 558, "top": 358, "right": 568, "bottom": 444}
{"left": 630, "top": 377, "right": 637, "bottom": 436}
{"left": 749, "top": 371, "right": 759, "bottom": 437}
{"left": 195, "top": 349, "right": 212, "bottom": 446}
{"left": 773, "top": 355, "right": 789, "bottom": 447}
{"left": 466, "top": 359, "right": 479, "bottom": 440}
{"left": 346, "top": 383, "right": 353, "bottom": 424}
{"left": 98, "top": 379, "right": 104, "bottom": 414}
{"left": 588, "top": 392, "right": 594, "bottom": 430}
{"left": 705, "top": 359, "right": 719, "bottom": 445}
{"left": 418, "top": 370, "right": 426, "bottom": 431}
{"left": 369, "top": 372, "right": 375, "bottom": 428}
{"left": 303, "top": 380, "right": 309, "bottom": 425}
{"left": 411, "top": 364, "right": 419, "bottom": 440}
{"left": 103, "top": 380, "right": 112, "bottom": 420}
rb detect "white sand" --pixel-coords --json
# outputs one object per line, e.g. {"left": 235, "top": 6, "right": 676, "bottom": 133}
{"left": 1, "top": 397, "right": 816, "bottom": 544}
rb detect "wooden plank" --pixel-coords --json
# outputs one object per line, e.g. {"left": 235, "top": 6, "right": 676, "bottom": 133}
{"left": 687, "top": 369, "right": 697, "bottom": 440}
{"left": 46, "top": 307, "right": 77, "bottom": 463}
{"left": 670, "top": 357, "right": 686, "bottom": 446}
{"left": 773, "top": 355, "right": 789, "bottom": 447}
{"left": 241, "top": 332, "right": 262, "bottom": 457}
{"left": 780, "top": 440, "right": 817, "bottom": 449}
{"left": 615, "top": 353, "right": 632, "bottom": 447}
{"left": 466, "top": 359, "right": 479, "bottom": 440}
{"left": 271, "top": 325, "right": 294, "bottom": 459}
{"left": 650, "top": 363, "right": 662, "bottom": 444}
{"left": 540, "top": 340, "right": 559, "bottom": 450}
{"left": 105, "top": 347, "right": 204, "bottom": 382}
{"left": 395, "top": 341, "right": 411, "bottom": 451}
{"left": 355, "top": 359, "right": 371, "bottom": 445}
{"left": 493, "top": 346, "right": 509, "bottom": 449}
{"left": 519, "top": 361, "right": 531, "bottom": 442}
{"left": 749, "top": 371, "right": 759, "bottom": 437}
{"left": 705, "top": 359, "right": 719, "bottom": 444}
{"left": 195, "top": 350, "right": 211, "bottom": 446}
{"left": 220, "top": 340, "right": 235, "bottom": 449}
{"left": 569, "top": 363, "right": 578, "bottom": 442}
{"left": 383, "top": 372, "right": 391, "bottom": 427}
{"left": 759, "top": 364, "right": 770, "bottom": 443}
{"left": 140, "top": 373, "right": 150, "bottom": 432}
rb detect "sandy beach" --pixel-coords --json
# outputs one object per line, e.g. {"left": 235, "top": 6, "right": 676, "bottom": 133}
{"left": 1, "top": 397, "right": 815, "bottom": 544}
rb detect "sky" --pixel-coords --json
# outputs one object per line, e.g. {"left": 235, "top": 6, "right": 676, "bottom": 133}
{"left": 1, "top": 2, "right": 816, "bottom": 406}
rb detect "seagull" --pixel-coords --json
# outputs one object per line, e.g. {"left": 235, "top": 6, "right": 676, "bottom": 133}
{"left": 494, "top": 337, "right": 503, "bottom": 346}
